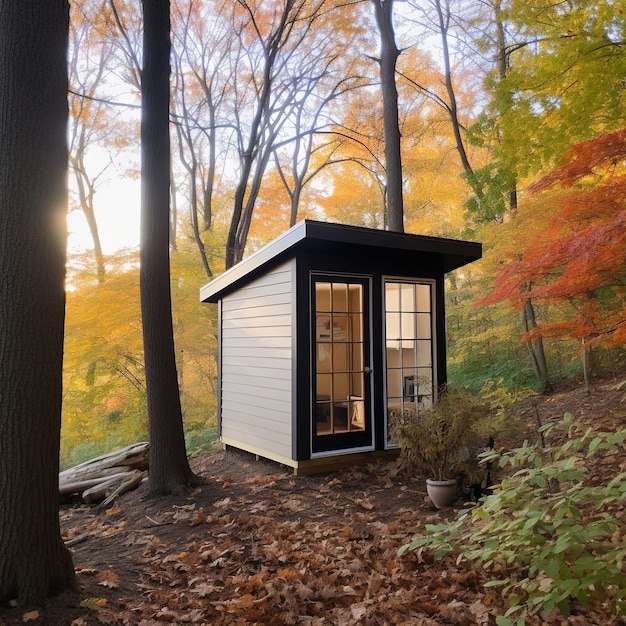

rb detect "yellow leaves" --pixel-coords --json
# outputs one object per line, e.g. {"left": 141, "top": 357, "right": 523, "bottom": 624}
{"left": 79, "top": 597, "right": 107, "bottom": 610}
{"left": 100, "top": 520, "right": 127, "bottom": 537}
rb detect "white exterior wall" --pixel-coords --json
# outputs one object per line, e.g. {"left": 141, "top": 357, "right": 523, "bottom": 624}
{"left": 219, "top": 259, "right": 295, "bottom": 461}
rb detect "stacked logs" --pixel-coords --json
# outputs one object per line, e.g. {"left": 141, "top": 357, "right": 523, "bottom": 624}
{"left": 59, "top": 442, "right": 149, "bottom": 506}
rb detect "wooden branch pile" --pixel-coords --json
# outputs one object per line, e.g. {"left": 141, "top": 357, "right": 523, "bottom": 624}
{"left": 59, "top": 442, "right": 149, "bottom": 506}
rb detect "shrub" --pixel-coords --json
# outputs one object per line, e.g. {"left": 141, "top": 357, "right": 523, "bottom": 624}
{"left": 391, "top": 389, "right": 492, "bottom": 481}
{"left": 399, "top": 414, "right": 626, "bottom": 624}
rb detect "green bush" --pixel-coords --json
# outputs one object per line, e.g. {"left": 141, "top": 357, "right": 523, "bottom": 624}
{"left": 399, "top": 414, "right": 626, "bottom": 624}
{"left": 184, "top": 424, "right": 218, "bottom": 457}
{"left": 63, "top": 440, "right": 112, "bottom": 470}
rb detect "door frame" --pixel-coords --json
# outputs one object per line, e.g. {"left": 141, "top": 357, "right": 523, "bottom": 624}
{"left": 310, "top": 272, "right": 374, "bottom": 457}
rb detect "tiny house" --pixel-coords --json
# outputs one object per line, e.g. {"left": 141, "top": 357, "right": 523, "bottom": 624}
{"left": 200, "top": 220, "right": 481, "bottom": 474}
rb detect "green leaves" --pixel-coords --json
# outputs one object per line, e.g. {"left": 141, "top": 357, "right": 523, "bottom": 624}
{"left": 399, "top": 413, "right": 626, "bottom": 623}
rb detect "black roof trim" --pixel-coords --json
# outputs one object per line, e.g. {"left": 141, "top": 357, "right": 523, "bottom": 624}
{"left": 200, "top": 220, "right": 481, "bottom": 303}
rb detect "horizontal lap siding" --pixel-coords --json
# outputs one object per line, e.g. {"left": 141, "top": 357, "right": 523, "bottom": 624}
{"left": 220, "top": 261, "right": 295, "bottom": 459}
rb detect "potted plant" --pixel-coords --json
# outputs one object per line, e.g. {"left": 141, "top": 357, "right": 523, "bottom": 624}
{"left": 392, "top": 389, "right": 490, "bottom": 508}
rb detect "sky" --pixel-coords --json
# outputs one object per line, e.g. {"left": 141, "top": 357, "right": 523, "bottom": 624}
{"left": 67, "top": 161, "right": 141, "bottom": 256}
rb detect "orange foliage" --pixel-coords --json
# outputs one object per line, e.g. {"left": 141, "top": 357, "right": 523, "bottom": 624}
{"left": 480, "top": 128, "right": 626, "bottom": 346}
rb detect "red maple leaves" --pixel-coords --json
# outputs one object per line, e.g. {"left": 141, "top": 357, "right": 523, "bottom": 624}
{"left": 480, "top": 127, "right": 626, "bottom": 346}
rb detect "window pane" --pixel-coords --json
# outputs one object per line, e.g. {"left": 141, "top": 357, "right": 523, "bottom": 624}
{"left": 350, "top": 372, "right": 364, "bottom": 397}
{"left": 417, "top": 340, "right": 432, "bottom": 367}
{"left": 316, "top": 373, "right": 332, "bottom": 398}
{"left": 351, "top": 343, "right": 363, "bottom": 371}
{"left": 332, "top": 283, "right": 347, "bottom": 312}
{"left": 402, "top": 346, "right": 417, "bottom": 368}
{"left": 400, "top": 284, "right": 414, "bottom": 311}
{"left": 416, "top": 313, "right": 431, "bottom": 339}
{"left": 333, "top": 373, "right": 350, "bottom": 402}
{"left": 386, "top": 312, "right": 400, "bottom": 340}
{"left": 316, "top": 283, "right": 331, "bottom": 311}
{"left": 401, "top": 312, "right": 415, "bottom": 340}
{"left": 385, "top": 283, "right": 400, "bottom": 311}
{"left": 350, "top": 312, "right": 363, "bottom": 342}
{"left": 416, "top": 284, "right": 430, "bottom": 311}
{"left": 333, "top": 342, "right": 348, "bottom": 371}
{"left": 386, "top": 369, "right": 402, "bottom": 400}
{"left": 316, "top": 343, "right": 331, "bottom": 372}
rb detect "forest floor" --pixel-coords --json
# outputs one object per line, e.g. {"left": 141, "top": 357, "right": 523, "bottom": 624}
{"left": 2, "top": 377, "right": 626, "bottom": 626}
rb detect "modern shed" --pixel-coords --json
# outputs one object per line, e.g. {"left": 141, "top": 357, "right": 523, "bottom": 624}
{"left": 200, "top": 220, "right": 481, "bottom": 474}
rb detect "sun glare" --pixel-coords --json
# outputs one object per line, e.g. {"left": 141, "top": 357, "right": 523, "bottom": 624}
{"left": 67, "top": 177, "right": 140, "bottom": 255}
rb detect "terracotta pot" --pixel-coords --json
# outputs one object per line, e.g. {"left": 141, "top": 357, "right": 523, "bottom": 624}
{"left": 426, "top": 478, "right": 458, "bottom": 509}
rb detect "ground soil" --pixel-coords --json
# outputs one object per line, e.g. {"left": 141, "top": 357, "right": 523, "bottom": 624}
{"left": 1, "top": 377, "right": 626, "bottom": 625}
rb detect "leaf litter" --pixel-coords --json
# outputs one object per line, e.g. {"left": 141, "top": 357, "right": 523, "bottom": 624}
{"left": 1, "top": 380, "right": 624, "bottom": 625}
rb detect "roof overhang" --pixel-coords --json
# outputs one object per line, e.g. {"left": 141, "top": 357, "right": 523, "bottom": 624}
{"left": 200, "top": 220, "right": 482, "bottom": 303}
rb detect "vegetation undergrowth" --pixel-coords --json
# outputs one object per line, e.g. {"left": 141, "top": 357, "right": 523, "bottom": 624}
{"left": 61, "top": 423, "right": 218, "bottom": 470}
{"left": 399, "top": 413, "right": 626, "bottom": 625}
{"left": 391, "top": 389, "right": 492, "bottom": 481}
{"left": 185, "top": 424, "right": 219, "bottom": 457}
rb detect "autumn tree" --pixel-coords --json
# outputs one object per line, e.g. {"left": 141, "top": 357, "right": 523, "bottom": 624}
{"left": 169, "top": 0, "right": 372, "bottom": 269}
{"left": 401, "top": 0, "right": 551, "bottom": 384}
{"left": 62, "top": 251, "right": 146, "bottom": 463}
{"left": 0, "top": 0, "right": 76, "bottom": 604}
{"left": 317, "top": 65, "right": 400, "bottom": 230}
{"left": 480, "top": 128, "right": 626, "bottom": 385}
{"left": 270, "top": 22, "right": 371, "bottom": 228}
{"left": 140, "top": 0, "right": 198, "bottom": 495}
{"left": 170, "top": 0, "right": 234, "bottom": 278}
{"left": 480, "top": 0, "right": 626, "bottom": 182}
{"left": 68, "top": 5, "right": 111, "bottom": 280}
{"left": 428, "top": 0, "right": 626, "bottom": 386}
{"left": 223, "top": 0, "right": 372, "bottom": 267}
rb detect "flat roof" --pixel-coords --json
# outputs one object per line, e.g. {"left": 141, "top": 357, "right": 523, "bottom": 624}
{"left": 200, "top": 220, "right": 482, "bottom": 303}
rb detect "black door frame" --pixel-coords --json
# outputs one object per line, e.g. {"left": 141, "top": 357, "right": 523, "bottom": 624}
{"left": 310, "top": 272, "right": 373, "bottom": 455}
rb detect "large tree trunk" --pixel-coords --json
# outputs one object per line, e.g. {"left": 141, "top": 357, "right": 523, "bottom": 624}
{"left": 140, "top": 0, "right": 198, "bottom": 495}
{"left": 0, "top": 1, "right": 75, "bottom": 605}
{"left": 373, "top": 0, "right": 404, "bottom": 233}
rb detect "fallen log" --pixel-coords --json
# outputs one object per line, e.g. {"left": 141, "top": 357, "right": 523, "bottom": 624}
{"left": 82, "top": 469, "right": 147, "bottom": 505}
{"left": 60, "top": 471, "right": 132, "bottom": 497}
{"left": 59, "top": 442, "right": 149, "bottom": 504}
{"left": 100, "top": 470, "right": 147, "bottom": 507}
{"left": 59, "top": 442, "right": 148, "bottom": 485}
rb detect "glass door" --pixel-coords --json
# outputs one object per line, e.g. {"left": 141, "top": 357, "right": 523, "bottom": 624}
{"left": 384, "top": 279, "right": 435, "bottom": 447}
{"left": 312, "top": 276, "right": 371, "bottom": 454}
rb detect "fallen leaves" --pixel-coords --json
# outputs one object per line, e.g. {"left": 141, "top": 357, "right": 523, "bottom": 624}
{"left": 21, "top": 610, "right": 39, "bottom": 622}
{"left": 88, "top": 466, "right": 501, "bottom": 626}
{"left": 97, "top": 570, "right": 119, "bottom": 589}
{"left": 53, "top": 456, "right": 513, "bottom": 626}
{"left": 15, "top": 383, "right": 613, "bottom": 626}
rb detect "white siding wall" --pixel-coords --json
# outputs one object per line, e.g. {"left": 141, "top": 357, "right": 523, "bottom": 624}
{"left": 220, "top": 259, "right": 295, "bottom": 460}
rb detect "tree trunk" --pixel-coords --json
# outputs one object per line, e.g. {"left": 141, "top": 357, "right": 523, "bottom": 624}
{"left": 373, "top": 0, "right": 404, "bottom": 233}
{"left": 140, "top": 0, "right": 198, "bottom": 495}
{"left": 434, "top": 0, "right": 483, "bottom": 203}
{"left": 0, "top": 1, "right": 75, "bottom": 605}
{"left": 582, "top": 337, "right": 595, "bottom": 393}
{"left": 70, "top": 156, "right": 106, "bottom": 281}
{"left": 522, "top": 298, "right": 549, "bottom": 391}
